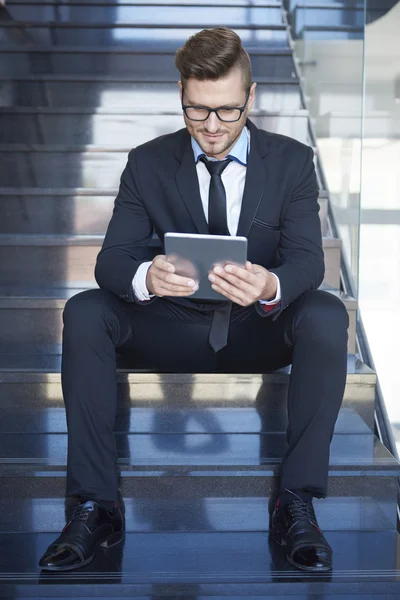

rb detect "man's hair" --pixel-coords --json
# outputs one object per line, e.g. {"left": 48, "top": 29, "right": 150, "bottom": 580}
{"left": 175, "top": 27, "right": 252, "bottom": 90}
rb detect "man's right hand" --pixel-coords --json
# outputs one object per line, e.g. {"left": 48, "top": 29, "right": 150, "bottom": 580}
{"left": 146, "top": 255, "right": 199, "bottom": 297}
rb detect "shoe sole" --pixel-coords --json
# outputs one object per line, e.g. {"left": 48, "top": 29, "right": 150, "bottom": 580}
{"left": 39, "top": 530, "right": 124, "bottom": 572}
{"left": 270, "top": 529, "right": 332, "bottom": 573}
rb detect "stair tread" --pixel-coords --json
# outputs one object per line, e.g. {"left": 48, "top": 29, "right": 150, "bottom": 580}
{"left": 0, "top": 530, "right": 399, "bottom": 584}
{"left": 0, "top": 287, "right": 357, "bottom": 309}
{"left": 0, "top": 233, "right": 338, "bottom": 245}
{"left": 0, "top": 495, "right": 394, "bottom": 533}
{"left": 0, "top": 433, "right": 397, "bottom": 471}
{"left": 0, "top": 75, "right": 299, "bottom": 84}
{"left": 0, "top": 45, "right": 292, "bottom": 55}
{"left": 0, "top": 107, "right": 307, "bottom": 116}
{"left": 0, "top": 354, "right": 374, "bottom": 377}
{"left": 1, "top": 21, "right": 287, "bottom": 28}
{"left": 0, "top": 405, "right": 372, "bottom": 435}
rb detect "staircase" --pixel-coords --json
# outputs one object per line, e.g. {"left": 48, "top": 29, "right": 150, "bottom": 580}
{"left": 1, "top": 0, "right": 400, "bottom": 597}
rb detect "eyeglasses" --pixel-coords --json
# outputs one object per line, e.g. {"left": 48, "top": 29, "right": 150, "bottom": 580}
{"left": 181, "top": 87, "right": 251, "bottom": 123}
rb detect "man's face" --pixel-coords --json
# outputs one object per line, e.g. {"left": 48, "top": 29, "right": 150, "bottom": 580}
{"left": 179, "top": 70, "right": 255, "bottom": 160}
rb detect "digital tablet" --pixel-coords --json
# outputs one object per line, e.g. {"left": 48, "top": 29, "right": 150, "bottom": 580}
{"left": 164, "top": 232, "right": 248, "bottom": 300}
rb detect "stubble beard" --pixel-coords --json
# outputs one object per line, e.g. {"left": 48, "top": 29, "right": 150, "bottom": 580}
{"left": 186, "top": 120, "right": 245, "bottom": 159}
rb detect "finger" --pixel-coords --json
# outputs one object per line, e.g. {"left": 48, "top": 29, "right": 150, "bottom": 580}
{"left": 161, "top": 272, "right": 199, "bottom": 288}
{"left": 154, "top": 279, "right": 198, "bottom": 294}
{"left": 153, "top": 255, "right": 175, "bottom": 273}
{"left": 155, "top": 285, "right": 198, "bottom": 297}
{"left": 210, "top": 275, "right": 255, "bottom": 304}
{"left": 213, "top": 264, "right": 257, "bottom": 285}
{"left": 210, "top": 272, "right": 259, "bottom": 296}
{"left": 210, "top": 282, "right": 249, "bottom": 306}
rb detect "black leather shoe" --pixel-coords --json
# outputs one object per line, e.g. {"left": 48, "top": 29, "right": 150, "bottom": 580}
{"left": 39, "top": 500, "right": 124, "bottom": 571}
{"left": 270, "top": 495, "right": 332, "bottom": 572}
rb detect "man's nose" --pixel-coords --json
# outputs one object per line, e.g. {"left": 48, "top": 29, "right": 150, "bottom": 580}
{"left": 204, "top": 111, "right": 220, "bottom": 132}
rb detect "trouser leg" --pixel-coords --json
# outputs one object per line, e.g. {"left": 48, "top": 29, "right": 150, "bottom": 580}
{"left": 62, "top": 291, "right": 216, "bottom": 503}
{"left": 279, "top": 290, "right": 349, "bottom": 497}
{"left": 62, "top": 289, "right": 134, "bottom": 503}
{"left": 219, "top": 290, "right": 349, "bottom": 498}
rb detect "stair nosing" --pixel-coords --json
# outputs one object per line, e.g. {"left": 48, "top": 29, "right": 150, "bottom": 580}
{"left": 0, "top": 45, "right": 292, "bottom": 55}
{"left": 0, "top": 187, "right": 327, "bottom": 196}
{"left": 0, "top": 74, "right": 299, "bottom": 84}
{"left": 7, "top": 0, "right": 283, "bottom": 5}
{"left": 0, "top": 233, "right": 339, "bottom": 246}
{"left": 0, "top": 288, "right": 358, "bottom": 310}
{"left": 1, "top": 21, "right": 288, "bottom": 29}
{"left": 0, "top": 107, "right": 308, "bottom": 117}
{"left": 0, "top": 142, "right": 315, "bottom": 153}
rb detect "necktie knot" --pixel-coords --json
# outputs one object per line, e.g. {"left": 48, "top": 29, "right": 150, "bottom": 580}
{"left": 200, "top": 156, "right": 232, "bottom": 177}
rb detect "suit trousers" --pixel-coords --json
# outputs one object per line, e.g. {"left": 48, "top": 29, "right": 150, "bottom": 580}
{"left": 62, "top": 288, "right": 349, "bottom": 503}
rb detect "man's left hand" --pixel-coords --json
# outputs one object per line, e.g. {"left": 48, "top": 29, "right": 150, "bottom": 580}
{"left": 208, "top": 262, "right": 277, "bottom": 307}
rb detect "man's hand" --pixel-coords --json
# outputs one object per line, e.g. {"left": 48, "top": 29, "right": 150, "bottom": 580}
{"left": 208, "top": 261, "right": 277, "bottom": 306}
{"left": 146, "top": 255, "right": 199, "bottom": 297}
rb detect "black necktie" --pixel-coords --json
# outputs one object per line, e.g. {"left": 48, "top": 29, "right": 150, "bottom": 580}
{"left": 200, "top": 156, "right": 233, "bottom": 352}
{"left": 200, "top": 157, "right": 232, "bottom": 235}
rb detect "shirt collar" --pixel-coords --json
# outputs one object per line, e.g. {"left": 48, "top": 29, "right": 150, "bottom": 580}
{"left": 191, "top": 126, "right": 249, "bottom": 166}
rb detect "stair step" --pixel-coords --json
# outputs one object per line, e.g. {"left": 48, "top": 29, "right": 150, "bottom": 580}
{"left": 0, "top": 22, "right": 289, "bottom": 49}
{"left": 0, "top": 360, "right": 377, "bottom": 432}
{"left": 292, "top": 4, "right": 364, "bottom": 37}
{"left": 0, "top": 495, "right": 396, "bottom": 533}
{"left": 1, "top": 531, "right": 400, "bottom": 595}
{"left": 0, "top": 47, "right": 297, "bottom": 78}
{"left": 0, "top": 436, "right": 398, "bottom": 531}
{"left": 0, "top": 404, "right": 371, "bottom": 435}
{"left": 0, "top": 143, "right": 318, "bottom": 188}
{"left": 5, "top": 0, "right": 282, "bottom": 5}
{"left": 6, "top": 4, "right": 284, "bottom": 26}
{"left": 0, "top": 432, "right": 389, "bottom": 468}
{"left": 0, "top": 286, "right": 356, "bottom": 355}
{"left": 2, "top": 110, "right": 310, "bottom": 146}
{"left": 0, "top": 233, "right": 340, "bottom": 289}
{"left": 0, "top": 186, "right": 327, "bottom": 235}
{"left": 0, "top": 79, "right": 301, "bottom": 110}
{"left": 299, "top": 25, "right": 364, "bottom": 41}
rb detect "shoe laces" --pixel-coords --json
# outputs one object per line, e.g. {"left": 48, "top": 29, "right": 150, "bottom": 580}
{"left": 287, "top": 499, "right": 317, "bottom": 524}
{"left": 69, "top": 500, "right": 96, "bottom": 523}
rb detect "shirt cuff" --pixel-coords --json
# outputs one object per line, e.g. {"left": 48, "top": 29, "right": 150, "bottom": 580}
{"left": 258, "top": 273, "right": 281, "bottom": 305}
{"left": 132, "top": 261, "right": 154, "bottom": 302}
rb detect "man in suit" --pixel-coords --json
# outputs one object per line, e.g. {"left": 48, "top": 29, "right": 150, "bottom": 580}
{"left": 39, "top": 26, "right": 348, "bottom": 573}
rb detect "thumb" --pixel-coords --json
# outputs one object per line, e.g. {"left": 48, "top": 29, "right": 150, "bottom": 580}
{"left": 245, "top": 261, "right": 253, "bottom": 272}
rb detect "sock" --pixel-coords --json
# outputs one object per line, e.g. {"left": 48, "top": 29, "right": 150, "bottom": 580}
{"left": 80, "top": 497, "right": 117, "bottom": 512}
{"left": 278, "top": 488, "right": 314, "bottom": 507}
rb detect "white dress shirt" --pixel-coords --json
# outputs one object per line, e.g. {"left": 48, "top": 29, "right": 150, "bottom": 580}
{"left": 132, "top": 126, "right": 281, "bottom": 304}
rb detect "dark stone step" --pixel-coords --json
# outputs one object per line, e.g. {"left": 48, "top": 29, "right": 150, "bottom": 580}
{"left": 0, "top": 359, "right": 376, "bottom": 432}
{"left": 0, "top": 495, "right": 395, "bottom": 533}
{"left": 0, "top": 433, "right": 395, "bottom": 471}
{"left": 0, "top": 48, "right": 296, "bottom": 77}
{"left": 0, "top": 530, "right": 399, "bottom": 596}
{"left": 0, "top": 404, "right": 371, "bottom": 436}
{"left": 6, "top": 4, "right": 284, "bottom": 27}
{"left": 0, "top": 232, "right": 340, "bottom": 289}
{"left": 0, "top": 22, "right": 288, "bottom": 50}
{"left": 1, "top": 111, "right": 309, "bottom": 146}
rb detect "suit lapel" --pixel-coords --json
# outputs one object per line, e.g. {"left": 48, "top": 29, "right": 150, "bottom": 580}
{"left": 236, "top": 119, "right": 270, "bottom": 238}
{"left": 175, "top": 136, "right": 209, "bottom": 234}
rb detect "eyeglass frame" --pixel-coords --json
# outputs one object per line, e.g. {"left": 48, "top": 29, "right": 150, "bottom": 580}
{"left": 181, "top": 86, "right": 252, "bottom": 123}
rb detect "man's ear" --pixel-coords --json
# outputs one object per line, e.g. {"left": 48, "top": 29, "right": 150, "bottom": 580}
{"left": 178, "top": 80, "right": 183, "bottom": 100}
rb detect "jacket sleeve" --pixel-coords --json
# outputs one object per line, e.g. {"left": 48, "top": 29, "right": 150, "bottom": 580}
{"left": 255, "top": 146, "right": 325, "bottom": 320}
{"left": 95, "top": 149, "right": 155, "bottom": 303}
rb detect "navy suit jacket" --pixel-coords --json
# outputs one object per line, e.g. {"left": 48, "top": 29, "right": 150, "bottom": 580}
{"left": 95, "top": 118, "right": 325, "bottom": 321}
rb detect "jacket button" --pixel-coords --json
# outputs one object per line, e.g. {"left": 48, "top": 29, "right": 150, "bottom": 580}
{"left": 197, "top": 303, "right": 205, "bottom": 309}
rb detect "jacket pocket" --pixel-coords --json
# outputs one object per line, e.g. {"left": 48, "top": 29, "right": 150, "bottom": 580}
{"left": 253, "top": 218, "right": 280, "bottom": 231}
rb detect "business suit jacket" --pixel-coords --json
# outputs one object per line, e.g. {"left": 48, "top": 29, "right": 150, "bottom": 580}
{"left": 95, "top": 118, "right": 325, "bottom": 321}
